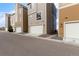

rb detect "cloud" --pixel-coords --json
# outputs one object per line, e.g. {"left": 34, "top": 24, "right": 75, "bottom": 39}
{"left": 8, "top": 9, "right": 15, "bottom": 14}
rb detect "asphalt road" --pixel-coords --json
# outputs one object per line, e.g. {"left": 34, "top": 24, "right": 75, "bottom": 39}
{"left": 0, "top": 32, "right": 79, "bottom": 56}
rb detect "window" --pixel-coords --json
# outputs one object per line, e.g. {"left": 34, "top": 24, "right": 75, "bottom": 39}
{"left": 27, "top": 3, "right": 32, "bottom": 9}
{"left": 37, "top": 12, "right": 41, "bottom": 20}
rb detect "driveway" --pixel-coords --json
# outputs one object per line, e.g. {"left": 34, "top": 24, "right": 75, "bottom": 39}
{"left": 0, "top": 31, "right": 79, "bottom": 56}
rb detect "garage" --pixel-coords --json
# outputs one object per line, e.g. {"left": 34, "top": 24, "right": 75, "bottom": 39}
{"left": 29, "top": 26, "right": 43, "bottom": 36}
{"left": 64, "top": 20, "right": 79, "bottom": 43}
{"left": 16, "top": 27, "right": 22, "bottom": 33}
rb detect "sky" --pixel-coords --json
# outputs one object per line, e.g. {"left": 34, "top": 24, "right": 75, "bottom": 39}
{"left": 54, "top": 3, "right": 59, "bottom": 30}
{"left": 0, "top": 3, "right": 15, "bottom": 27}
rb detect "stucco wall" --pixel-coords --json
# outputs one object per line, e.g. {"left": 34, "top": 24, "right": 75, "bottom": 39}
{"left": 5, "top": 14, "right": 10, "bottom": 31}
{"left": 28, "top": 3, "right": 37, "bottom": 15}
{"left": 28, "top": 3, "right": 45, "bottom": 26}
{"left": 59, "top": 4, "right": 79, "bottom": 38}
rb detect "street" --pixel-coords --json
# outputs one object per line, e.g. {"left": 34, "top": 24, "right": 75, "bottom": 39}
{"left": 0, "top": 32, "right": 79, "bottom": 56}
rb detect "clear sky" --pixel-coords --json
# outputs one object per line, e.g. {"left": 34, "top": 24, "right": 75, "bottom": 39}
{"left": 0, "top": 3, "right": 15, "bottom": 27}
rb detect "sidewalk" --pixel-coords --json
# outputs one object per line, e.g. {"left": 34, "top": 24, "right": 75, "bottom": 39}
{"left": 16, "top": 32, "right": 79, "bottom": 47}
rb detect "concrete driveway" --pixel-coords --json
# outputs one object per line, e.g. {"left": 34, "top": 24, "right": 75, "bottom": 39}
{"left": 0, "top": 32, "right": 79, "bottom": 56}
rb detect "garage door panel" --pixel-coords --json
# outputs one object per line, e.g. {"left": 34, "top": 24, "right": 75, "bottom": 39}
{"left": 65, "top": 23, "right": 79, "bottom": 38}
{"left": 16, "top": 27, "right": 22, "bottom": 33}
{"left": 64, "top": 22, "right": 79, "bottom": 42}
{"left": 29, "top": 26, "right": 43, "bottom": 35}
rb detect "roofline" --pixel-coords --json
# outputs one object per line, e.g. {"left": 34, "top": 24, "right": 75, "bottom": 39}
{"left": 20, "top": 4, "right": 27, "bottom": 10}
{"left": 64, "top": 20, "right": 79, "bottom": 24}
{"left": 59, "top": 3, "right": 79, "bottom": 9}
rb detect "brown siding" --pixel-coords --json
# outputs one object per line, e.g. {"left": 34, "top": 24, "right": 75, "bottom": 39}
{"left": 22, "top": 8, "right": 28, "bottom": 32}
{"left": 46, "top": 3, "right": 56, "bottom": 34}
{"left": 59, "top": 4, "right": 79, "bottom": 38}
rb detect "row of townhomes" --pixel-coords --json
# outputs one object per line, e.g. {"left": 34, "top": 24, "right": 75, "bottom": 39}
{"left": 5, "top": 3, "right": 79, "bottom": 43}
{"left": 5, "top": 3, "right": 57, "bottom": 35}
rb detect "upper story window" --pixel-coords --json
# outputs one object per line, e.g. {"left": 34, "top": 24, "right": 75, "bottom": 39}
{"left": 27, "top": 3, "right": 32, "bottom": 9}
{"left": 36, "top": 12, "right": 41, "bottom": 20}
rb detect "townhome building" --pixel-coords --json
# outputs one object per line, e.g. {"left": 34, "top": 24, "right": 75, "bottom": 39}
{"left": 27, "top": 3, "right": 57, "bottom": 35}
{"left": 5, "top": 13, "right": 11, "bottom": 31}
{"left": 59, "top": 3, "right": 79, "bottom": 43}
{"left": 15, "top": 3, "right": 28, "bottom": 33}
{"left": 5, "top": 13, "right": 15, "bottom": 32}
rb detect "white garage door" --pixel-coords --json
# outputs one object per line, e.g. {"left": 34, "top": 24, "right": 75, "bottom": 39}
{"left": 64, "top": 21, "right": 79, "bottom": 43}
{"left": 16, "top": 27, "right": 22, "bottom": 33}
{"left": 29, "top": 26, "right": 43, "bottom": 36}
